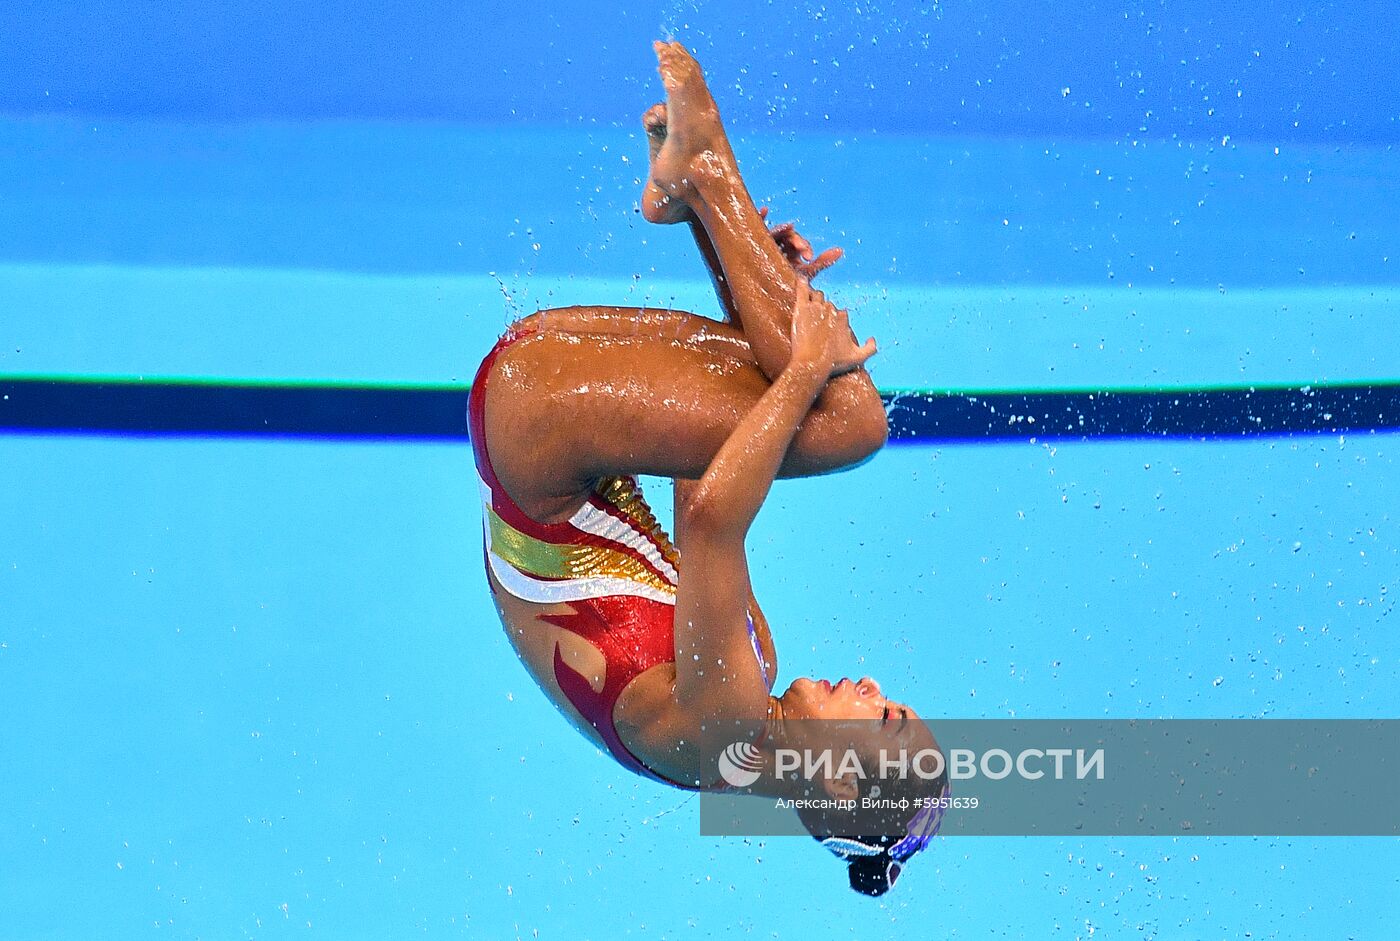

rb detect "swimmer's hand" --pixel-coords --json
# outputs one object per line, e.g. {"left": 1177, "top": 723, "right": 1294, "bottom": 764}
{"left": 759, "top": 207, "right": 844, "bottom": 280}
{"left": 790, "top": 281, "right": 877, "bottom": 378}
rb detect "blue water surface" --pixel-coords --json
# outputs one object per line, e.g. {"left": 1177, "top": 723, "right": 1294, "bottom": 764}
{"left": 2, "top": 3, "right": 1397, "bottom": 938}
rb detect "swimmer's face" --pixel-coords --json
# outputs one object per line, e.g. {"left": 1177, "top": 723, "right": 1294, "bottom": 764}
{"left": 780, "top": 677, "right": 930, "bottom": 745}
{"left": 777, "top": 677, "right": 939, "bottom": 791}
{"left": 781, "top": 676, "right": 893, "bottom": 720}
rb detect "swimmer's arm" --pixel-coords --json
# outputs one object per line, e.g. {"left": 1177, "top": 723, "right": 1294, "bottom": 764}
{"left": 682, "top": 286, "right": 873, "bottom": 542}
{"left": 673, "top": 478, "right": 777, "bottom": 683}
{"left": 672, "top": 289, "right": 871, "bottom": 728}
{"left": 683, "top": 360, "right": 826, "bottom": 542}
{"left": 670, "top": 358, "right": 826, "bottom": 729}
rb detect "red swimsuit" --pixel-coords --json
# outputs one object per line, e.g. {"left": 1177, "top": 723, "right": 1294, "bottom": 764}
{"left": 471, "top": 329, "right": 769, "bottom": 789}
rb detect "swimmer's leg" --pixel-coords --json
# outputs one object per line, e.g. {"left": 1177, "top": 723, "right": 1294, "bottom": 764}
{"left": 642, "top": 106, "right": 840, "bottom": 330}
{"left": 639, "top": 42, "right": 886, "bottom": 454}
{"left": 642, "top": 103, "right": 743, "bottom": 325}
{"left": 481, "top": 308, "right": 885, "bottom": 524}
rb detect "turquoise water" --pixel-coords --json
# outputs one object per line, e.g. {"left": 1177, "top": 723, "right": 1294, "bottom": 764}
{"left": 4, "top": 6, "right": 1400, "bottom": 936}
{"left": 5, "top": 431, "right": 1397, "bottom": 936}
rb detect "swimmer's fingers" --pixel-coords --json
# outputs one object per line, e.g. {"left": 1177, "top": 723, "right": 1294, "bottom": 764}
{"left": 826, "top": 305, "right": 877, "bottom": 375}
{"left": 760, "top": 208, "right": 842, "bottom": 280}
{"left": 830, "top": 334, "right": 878, "bottom": 376}
{"left": 791, "top": 285, "right": 876, "bottom": 377}
{"left": 788, "top": 281, "right": 831, "bottom": 366}
{"left": 796, "top": 246, "right": 843, "bottom": 280}
{"left": 772, "top": 225, "right": 812, "bottom": 265}
{"left": 759, "top": 208, "right": 802, "bottom": 256}
{"left": 758, "top": 207, "right": 805, "bottom": 255}
{"left": 776, "top": 225, "right": 813, "bottom": 262}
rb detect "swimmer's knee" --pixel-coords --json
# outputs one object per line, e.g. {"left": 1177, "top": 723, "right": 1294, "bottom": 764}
{"left": 829, "top": 394, "right": 889, "bottom": 466}
{"left": 850, "top": 398, "right": 890, "bottom": 460}
{"left": 786, "top": 379, "right": 888, "bottom": 474}
{"left": 830, "top": 372, "right": 889, "bottom": 456}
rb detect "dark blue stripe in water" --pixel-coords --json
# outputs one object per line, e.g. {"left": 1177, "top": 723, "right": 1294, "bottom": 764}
{"left": 882, "top": 385, "right": 1400, "bottom": 443}
{"left": 2, "top": 379, "right": 1397, "bottom": 442}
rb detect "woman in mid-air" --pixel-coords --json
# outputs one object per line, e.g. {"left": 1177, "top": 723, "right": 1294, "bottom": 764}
{"left": 471, "top": 41, "right": 945, "bottom": 895}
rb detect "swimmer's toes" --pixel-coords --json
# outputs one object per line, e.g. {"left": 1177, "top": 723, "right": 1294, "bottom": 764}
{"left": 643, "top": 103, "right": 668, "bottom": 161}
{"left": 653, "top": 43, "right": 724, "bottom": 154}
{"left": 643, "top": 103, "right": 668, "bottom": 137}
{"left": 641, "top": 105, "right": 669, "bottom": 165}
{"left": 655, "top": 41, "right": 703, "bottom": 97}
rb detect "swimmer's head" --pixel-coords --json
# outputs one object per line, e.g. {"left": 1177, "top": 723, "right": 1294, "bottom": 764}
{"left": 773, "top": 677, "right": 946, "bottom": 895}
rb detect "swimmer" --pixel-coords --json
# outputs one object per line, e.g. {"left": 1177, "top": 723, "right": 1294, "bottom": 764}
{"left": 472, "top": 41, "right": 945, "bottom": 895}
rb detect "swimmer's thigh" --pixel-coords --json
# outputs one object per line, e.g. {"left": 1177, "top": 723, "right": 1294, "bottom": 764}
{"left": 481, "top": 308, "right": 884, "bottom": 522}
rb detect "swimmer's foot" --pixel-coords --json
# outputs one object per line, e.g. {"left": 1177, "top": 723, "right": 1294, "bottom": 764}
{"left": 640, "top": 41, "right": 734, "bottom": 225}
{"left": 641, "top": 103, "right": 693, "bottom": 224}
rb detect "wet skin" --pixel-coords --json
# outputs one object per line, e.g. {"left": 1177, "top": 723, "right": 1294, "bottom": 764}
{"left": 482, "top": 42, "right": 917, "bottom": 789}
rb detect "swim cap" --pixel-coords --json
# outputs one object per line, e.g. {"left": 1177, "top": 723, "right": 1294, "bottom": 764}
{"left": 817, "top": 781, "right": 948, "bottom": 896}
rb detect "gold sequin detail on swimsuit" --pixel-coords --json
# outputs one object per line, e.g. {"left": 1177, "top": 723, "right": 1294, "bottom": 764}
{"left": 484, "top": 474, "right": 681, "bottom": 598}
{"left": 593, "top": 475, "right": 681, "bottom": 570}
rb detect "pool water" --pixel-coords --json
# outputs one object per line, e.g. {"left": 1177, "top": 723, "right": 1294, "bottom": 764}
{"left": 3, "top": 4, "right": 1398, "bottom": 938}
